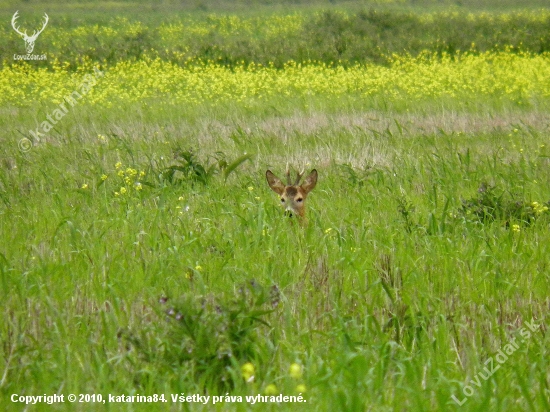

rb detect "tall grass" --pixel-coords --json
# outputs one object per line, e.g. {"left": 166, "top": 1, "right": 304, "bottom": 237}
{"left": 1, "top": 101, "right": 549, "bottom": 410}
{"left": 1, "top": 1, "right": 550, "bottom": 411}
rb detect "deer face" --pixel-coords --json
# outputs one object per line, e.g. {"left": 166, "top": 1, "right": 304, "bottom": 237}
{"left": 266, "top": 169, "right": 318, "bottom": 218}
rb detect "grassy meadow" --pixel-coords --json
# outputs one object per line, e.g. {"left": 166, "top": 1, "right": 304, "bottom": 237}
{"left": 1, "top": 0, "right": 550, "bottom": 411}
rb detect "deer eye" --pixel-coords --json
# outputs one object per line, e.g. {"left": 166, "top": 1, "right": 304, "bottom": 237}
{"left": 296, "top": 198, "right": 303, "bottom": 203}
{"left": 281, "top": 198, "right": 285, "bottom": 203}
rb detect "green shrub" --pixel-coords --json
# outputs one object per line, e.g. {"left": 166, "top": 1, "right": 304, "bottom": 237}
{"left": 124, "top": 280, "right": 279, "bottom": 391}
{"left": 459, "top": 182, "right": 550, "bottom": 226}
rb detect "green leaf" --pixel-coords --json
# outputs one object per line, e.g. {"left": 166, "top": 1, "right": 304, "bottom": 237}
{"left": 223, "top": 153, "right": 253, "bottom": 181}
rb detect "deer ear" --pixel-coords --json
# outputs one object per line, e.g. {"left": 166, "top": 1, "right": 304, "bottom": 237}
{"left": 301, "top": 169, "right": 318, "bottom": 194}
{"left": 266, "top": 170, "right": 285, "bottom": 195}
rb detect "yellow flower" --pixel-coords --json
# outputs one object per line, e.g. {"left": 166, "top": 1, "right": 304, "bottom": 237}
{"left": 295, "top": 384, "right": 307, "bottom": 393}
{"left": 120, "top": 187, "right": 127, "bottom": 194}
{"left": 178, "top": 196, "right": 184, "bottom": 201}
{"left": 115, "top": 162, "right": 122, "bottom": 170}
{"left": 117, "top": 170, "right": 125, "bottom": 177}
{"left": 81, "top": 183, "right": 88, "bottom": 189}
{"left": 512, "top": 224, "right": 520, "bottom": 232}
{"left": 531, "top": 201, "right": 548, "bottom": 215}
{"left": 325, "top": 228, "right": 332, "bottom": 234}
{"left": 241, "top": 362, "right": 255, "bottom": 382}
{"left": 5, "top": 49, "right": 550, "bottom": 111}
{"left": 289, "top": 363, "right": 303, "bottom": 379}
{"left": 264, "top": 384, "right": 278, "bottom": 395}
{"left": 101, "top": 174, "right": 108, "bottom": 181}
{"left": 195, "top": 265, "right": 202, "bottom": 271}
{"left": 135, "top": 182, "right": 143, "bottom": 190}
{"left": 248, "top": 186, "right": 254, "bottom": 191}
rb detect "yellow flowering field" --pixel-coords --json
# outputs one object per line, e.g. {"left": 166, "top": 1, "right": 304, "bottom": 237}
{"left": 1, "top": 51, "right": 550, "bottom": 109}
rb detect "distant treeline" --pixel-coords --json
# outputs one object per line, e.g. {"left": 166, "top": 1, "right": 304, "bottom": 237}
{"left": 3, "top": 9, "right": 550, "bottom": 69}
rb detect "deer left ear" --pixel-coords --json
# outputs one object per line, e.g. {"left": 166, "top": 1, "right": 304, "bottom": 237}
{"left": 266, "top": 170, "right": 286, "bottom": 195}
{"left": 301, "top": 169, "right": 317, "bottom": 194}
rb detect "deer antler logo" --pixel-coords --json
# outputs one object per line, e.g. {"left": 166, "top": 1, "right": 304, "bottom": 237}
{"left": 11, "top": 11, "right": 49, "bottom": 54}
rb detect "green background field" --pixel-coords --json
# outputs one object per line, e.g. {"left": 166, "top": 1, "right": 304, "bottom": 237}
{"left": 1, "top": 1, "right": 550, "bottom": 411}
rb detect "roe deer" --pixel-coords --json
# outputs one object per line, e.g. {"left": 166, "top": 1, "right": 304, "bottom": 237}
{"left": 266, "top": 167, "right": 318, "bottom": 220}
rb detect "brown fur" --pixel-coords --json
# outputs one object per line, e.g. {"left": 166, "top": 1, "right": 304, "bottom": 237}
{"left": 266, "top": 169, "right": 318, "bottom": 219}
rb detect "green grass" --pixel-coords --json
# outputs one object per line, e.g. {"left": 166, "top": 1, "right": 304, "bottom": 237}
{"left": 1, "top": 1, "right": 550, "bottom": 411}
{"left": 1, "top": 102, "right": 550, "bottom": 411}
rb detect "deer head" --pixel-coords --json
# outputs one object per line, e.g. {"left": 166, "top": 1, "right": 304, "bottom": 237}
{"left": 266, "top": 167, "right": 318, "bottom": 219}
{"left": 11, "top": 11, "right": 49, "bottom": 54}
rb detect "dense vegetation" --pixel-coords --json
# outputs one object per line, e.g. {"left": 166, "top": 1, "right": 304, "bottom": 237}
{"left": 2, "top": 7, "right": 550, "bottom": 69}
{"left": 1, "top": 1, "right": 550, "bottom": 411}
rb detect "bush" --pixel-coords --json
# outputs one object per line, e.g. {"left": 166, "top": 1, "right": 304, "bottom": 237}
{"left": 124, "top": 280, "right": 280, "bottom": 391}
{"left": 459, "top": 182, "right": 549, "bottom": 226}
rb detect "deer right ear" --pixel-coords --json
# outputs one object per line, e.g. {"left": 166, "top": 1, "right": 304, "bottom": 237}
{"left": 266, "top": 170, "right": 285, "bottom": 195}
{"left": 301, "top": 169, "right": 318, "bottom": 194}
